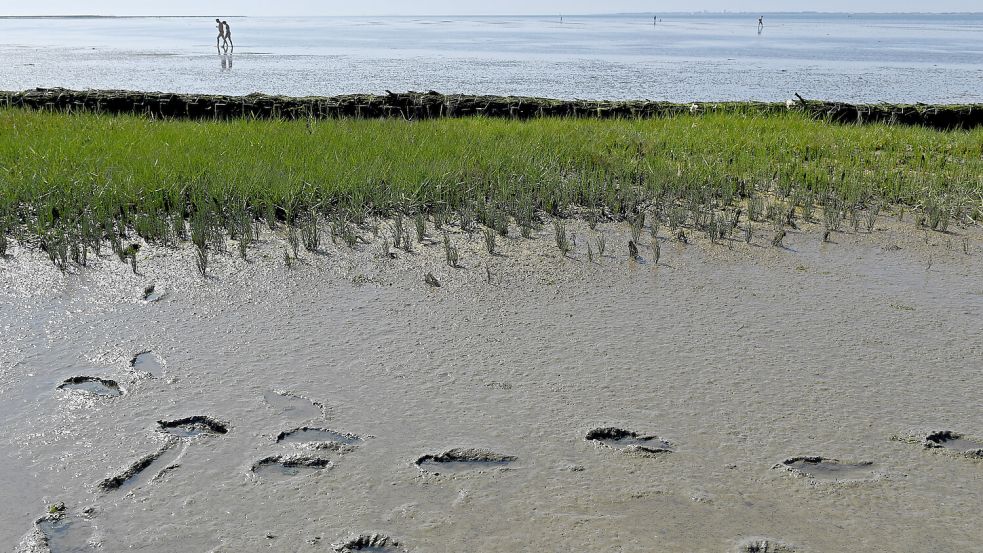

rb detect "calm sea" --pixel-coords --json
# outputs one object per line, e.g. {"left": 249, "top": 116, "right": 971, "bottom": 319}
{"left": 1, "top": 13, "right": 981, "bottom": 102}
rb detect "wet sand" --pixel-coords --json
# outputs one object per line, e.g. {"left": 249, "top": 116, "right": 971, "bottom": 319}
{"left": 2, "top": 215, "right": 981, "bottom": 552}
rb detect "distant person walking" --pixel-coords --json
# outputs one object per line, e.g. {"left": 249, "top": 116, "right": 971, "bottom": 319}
{"left": 215, "top": 18, "right": 225, "bottom": 51}
{"left": 222, "top": 21, "right": 234, "bottom": 53}
{"left": 758, "top": 16, "right": 764, "bottom": 33}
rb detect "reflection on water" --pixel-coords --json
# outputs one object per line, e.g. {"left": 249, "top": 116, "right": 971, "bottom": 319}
{"left": 220, "top": 54, "right": 232, "bottom": 71}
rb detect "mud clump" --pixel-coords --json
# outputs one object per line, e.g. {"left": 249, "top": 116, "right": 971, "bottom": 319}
{"left": 251, "top": 455, "right": 332, "bottom": 479}
{"left": 777, "top": 456, "right": 875, "bottom": 480}
{"left": 414, "top": 448, "right": 517, "bottom": 474}
{"left": 333, "top": 534, "right": 405, "bottom": 552}
{"left": 158, "top": 416, "right": 229, "bottom": 438}
{"left": 734, "top": 537, "right": 797, "bottom": 552}
{"left": 585, "top": 427, "right": 673, "bottom": 455}
{"left": 57, "top": 376, "right": 122, "bottom": 397}
{"left": 276, "top": 427, "right": 362, "bottom": 447}
{"left": 99, "top": 440, "right": 183, "bottom": 492}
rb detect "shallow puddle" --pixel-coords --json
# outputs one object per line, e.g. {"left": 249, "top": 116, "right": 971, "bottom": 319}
{"left": 100, "top": 441, "right": 186, "bottom": 492}
{"left": 130, "top": 352, "right": 164, "bottom": 377}
{"left": 781, "top": 457, "right": 874, "bottom": 480}
{"left": 263, "top": 390, "right": 324, "bottom": 420}
{"left": 585, "top": 427, "right": 672, "bottom": 452}
{"left": 158, "top": 416, "right": 228, "bottom": 438}
{"left": 251, "top": 456, "right": 331, "bottom": 480}
{"left": 58, "top": 376, "right": 122, "bottom": 397}
{"left": 276, "top": 427, "right": 361, "bottom": 446}
{"left": 926, "top": 432, "right": 983, "bottom": 453}
{"left": 415, "top": 448, "right": 517, "bottom": 474}
{"left": 37, "top": 517, "right": 96, "bottom": 553}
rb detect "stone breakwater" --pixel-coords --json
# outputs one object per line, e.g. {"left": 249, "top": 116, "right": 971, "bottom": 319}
{"left": 3, "top": 88, "right": 983, "bottom": 129}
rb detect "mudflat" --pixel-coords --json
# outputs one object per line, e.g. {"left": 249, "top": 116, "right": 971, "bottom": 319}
{"left": 2, "top": 214, "right": 981, "bottom": 552}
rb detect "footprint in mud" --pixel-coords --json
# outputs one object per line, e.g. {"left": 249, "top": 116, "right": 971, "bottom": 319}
{"left": 251, "top": 455, "right": 332, "bottom": 480}
{"left": 20, "top": 514, "right": 98, "bottom": 553}
{"left": 585, "top": 427, "right": 673, "bottom": 455}
{"left": 99, "top": 439, "right": 187, "bottom": 492}
{"left": 276, "top": 427, "right": 363, "bottom": 449}
{"left": 734, "top": 537, "right": 797, "bottom": 552}
{"left": 141, "top": 284, "right": 165, "bottom": 303}
{"left": 923, "top": 431, "right": 983, "bottom": 458}
{"left": 57, "top": 376, "right": 123, "bottom": 397}
{"left": 333, "top": 534, "right": 406, "bottom": 552}
{"left": 776, "top": 456, "right": 875, "bottom": 481}
{"left": 130, "top": 351, "right": 164, "bottom": 378}
{"left": 158, "top": 416, "right": 229, "bottom": 439}
{"left": 264, "top": 389, "right": 325, "bottom": 420}
{"left": 414, "top": 448, "right": 517, "bottom": 475}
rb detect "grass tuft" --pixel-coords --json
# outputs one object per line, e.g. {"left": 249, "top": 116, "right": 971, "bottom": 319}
{"left": 554, "top": 221, "right": 571, "bottom": 256}
{"left": 443, "top": 232, "right": 459, "bottom": 268}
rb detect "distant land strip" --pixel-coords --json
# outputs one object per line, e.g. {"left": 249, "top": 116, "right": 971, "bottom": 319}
{"left": 4, "top": 88, "right": 982, "bottom": 129}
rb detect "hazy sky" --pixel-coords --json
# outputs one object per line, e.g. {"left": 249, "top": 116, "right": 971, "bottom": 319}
{"left": 3, "top": 1, "right": 980, "bottom": 16}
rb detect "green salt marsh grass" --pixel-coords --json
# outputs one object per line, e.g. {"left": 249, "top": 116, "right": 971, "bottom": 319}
{"left": 0, "top": 108, "right": 980, "bottom": 264}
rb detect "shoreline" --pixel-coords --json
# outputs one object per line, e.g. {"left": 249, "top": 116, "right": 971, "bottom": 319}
{"left": 5, "top": 88, "right": 983, "bottom": 129}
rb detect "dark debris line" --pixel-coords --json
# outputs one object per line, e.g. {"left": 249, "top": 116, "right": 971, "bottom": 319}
{"left": 3, "top": 88, "right": 982, "bottom": 129}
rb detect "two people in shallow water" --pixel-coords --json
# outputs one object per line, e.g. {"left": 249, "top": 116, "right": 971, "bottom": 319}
{"left": 216, "top": 19, "right": 234, "bottom": 53}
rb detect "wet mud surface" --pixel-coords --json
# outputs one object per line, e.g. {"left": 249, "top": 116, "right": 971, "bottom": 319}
{"left": 2, "top": 217, "right": 982, "bottom": 551}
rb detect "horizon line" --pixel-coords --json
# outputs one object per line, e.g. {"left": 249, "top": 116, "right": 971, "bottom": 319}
{"left": 3, "top": 10, "right": 983, "bottom": 18}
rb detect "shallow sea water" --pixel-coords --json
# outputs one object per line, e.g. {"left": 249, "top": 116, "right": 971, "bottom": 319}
{"left": 1, "top": 14, "right": 982, "bottom": 101}
{"left": 1, "top": 216, "right": 981, "bottom": 552}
